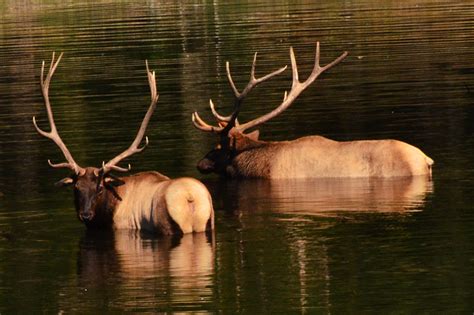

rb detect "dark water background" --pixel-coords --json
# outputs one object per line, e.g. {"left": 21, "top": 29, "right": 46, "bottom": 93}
{"left": 1, "top": 1, "right": 474, "bottom": 313}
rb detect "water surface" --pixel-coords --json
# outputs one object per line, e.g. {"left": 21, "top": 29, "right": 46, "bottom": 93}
{"left": 1, "top": 1, "right": 474, "bottom": 313}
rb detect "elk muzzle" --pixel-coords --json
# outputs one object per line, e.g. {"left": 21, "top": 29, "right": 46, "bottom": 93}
{"left": 197, "top": 158, "right": 215, "bottom": 174}
{"left": 80, "top": 211, "right": 94, "bottom": 222}
{"left": 78, "top": 198, "right": 95, "bottom": 223}
{"left": 197, "top": 148, "right": 234, "bottom": 175}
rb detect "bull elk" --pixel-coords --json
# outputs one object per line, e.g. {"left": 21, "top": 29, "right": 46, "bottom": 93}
{"left": 192, "top": 42, "right": 434, "bottom": 179}
{"left": 33, "top": 53, "right": 214, "bottom": 235}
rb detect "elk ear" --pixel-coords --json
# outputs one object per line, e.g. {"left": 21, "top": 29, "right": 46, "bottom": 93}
{"left": 246, "top": 130, "right": 260, "bottom": 141}
{"left": 104, "top": 175, "right": 125, "bottom": 188}
{"left": 55, "top": 177, "right": 74, "bottom": 187}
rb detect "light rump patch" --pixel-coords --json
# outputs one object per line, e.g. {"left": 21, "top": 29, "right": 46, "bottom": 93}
{"left": 165, "top": 178, "right": 214, "bottom": 234}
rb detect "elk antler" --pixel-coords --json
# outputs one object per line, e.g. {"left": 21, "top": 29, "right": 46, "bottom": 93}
{"left": 192, "top": 51, "right": 287, "bottom": 133}
{"left": 33, "top": 52, "right": 85, "bottom": 175}
{"left": 101, "top": 60, "right": 159, "bottom": 174}
{"left": 235, "top": 42, "right": 348, "bottom": 133}
{"left": 192, "top": 42, "right": 348, "bottom": 136}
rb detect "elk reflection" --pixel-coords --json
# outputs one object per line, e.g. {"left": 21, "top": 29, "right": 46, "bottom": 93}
{"left": 206, "top": 177, "right": 432, "bottom": 312}
{"left": 209, "top": 176, "right": 433, "bottom": 215}
{"left": 77, "top": 230, "right": 214, "bottom": 309}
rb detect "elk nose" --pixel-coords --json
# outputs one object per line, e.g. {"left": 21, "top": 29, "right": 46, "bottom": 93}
{"left": 81, "top": 212, "right": 93, "bottom": 221}
{"left": 197, "top": 159, "right": 214, "bottom": 174}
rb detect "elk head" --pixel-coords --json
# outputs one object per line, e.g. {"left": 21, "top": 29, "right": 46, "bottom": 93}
{"left": 33, "top": 53, "right": 159, "bottom": 226}
{"left": 192, "top": 42, "right": 348, "bottom": 176}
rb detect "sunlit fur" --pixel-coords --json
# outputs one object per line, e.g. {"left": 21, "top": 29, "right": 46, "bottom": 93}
{"left": 113, "top": 174, "right": 214, "bottom": 233}
{"left": 201, "top": 132, "right": 434, "bottom": 179}
{"left": 73, "top": 168, "right": 214, "bottom": 235}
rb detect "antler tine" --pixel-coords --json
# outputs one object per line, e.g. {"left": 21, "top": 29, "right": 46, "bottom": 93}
{"left": 146, "top": 60, "right": 158, "bottom": 103}
{"left": 235, "top": 42, "right": 348, "bottom": 133}
{"left": 226, "top": 61, "right": 240, "bottom": 99}
{"left": 102, "top": 60, "right": 159, "bottom": 174}
{"left": 290, "top": 47, "right": 299, "bottom": 89}
{"left": 307, "top": 41, "right": 348, "bottom": 84}
{"left": 101, "top": 161, "right": 131, "bottom": 174}
{"left": 192, "top": 111, "right": 224, "bottom": 133}
{"left": 228, "top": 52, "right": 287, "bottom": 101}
{"left": 250, "top": 53, "right": 288, "bottom": 89}
{"left": 209, "top": 99, "right": 233, "bottom": 122}
{"left": 192, "top": 98, "right": 231, "bottom": 133}
{"left": 33, "top": 52, "right": 85, "bottom": 175}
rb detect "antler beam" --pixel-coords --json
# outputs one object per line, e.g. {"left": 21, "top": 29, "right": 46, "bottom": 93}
{"left": 33, "top": 52, "right": 85, "bottom": 175}
{"left": 101, "top": 60, "right": 159, "bottom": 174}
{"left": 235, "top": 42, "right": 348, "bottom": 133}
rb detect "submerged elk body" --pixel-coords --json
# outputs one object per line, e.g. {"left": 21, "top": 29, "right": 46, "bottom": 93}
{"left": 198, "top": 134, "right": 433, "bottom": 179}
{"left": 34, "top": 53, "right": 213, "bottom": 234}
{"left": 193, "top": 42, "right": 433, "bottom": 179}
{"left": 71, "top": 168, "right": 213, "bottom": 234}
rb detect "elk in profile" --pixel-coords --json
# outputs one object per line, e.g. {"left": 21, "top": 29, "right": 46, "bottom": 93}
{"left": 34, "top": 53, "right": 214, "bottom": 235}
{"left": 192, "top": 42, "right": 433, "bottom": 179}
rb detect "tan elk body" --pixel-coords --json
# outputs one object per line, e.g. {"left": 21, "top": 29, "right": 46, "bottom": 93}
{"left": 111, "top": 172, "right": 213, "bottom": 233}
{"left": 34, "top": 53, "right": 213, "bottom": 235}
{"left": 193, "top": 42, "right": 433, "bottom": 179}
{"left": 221, "top": 134, "right": 433, "bottom": 179}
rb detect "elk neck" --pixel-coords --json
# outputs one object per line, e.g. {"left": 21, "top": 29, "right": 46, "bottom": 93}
{"left": 224, "top": 132, "right": 279, "bottom": 178}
